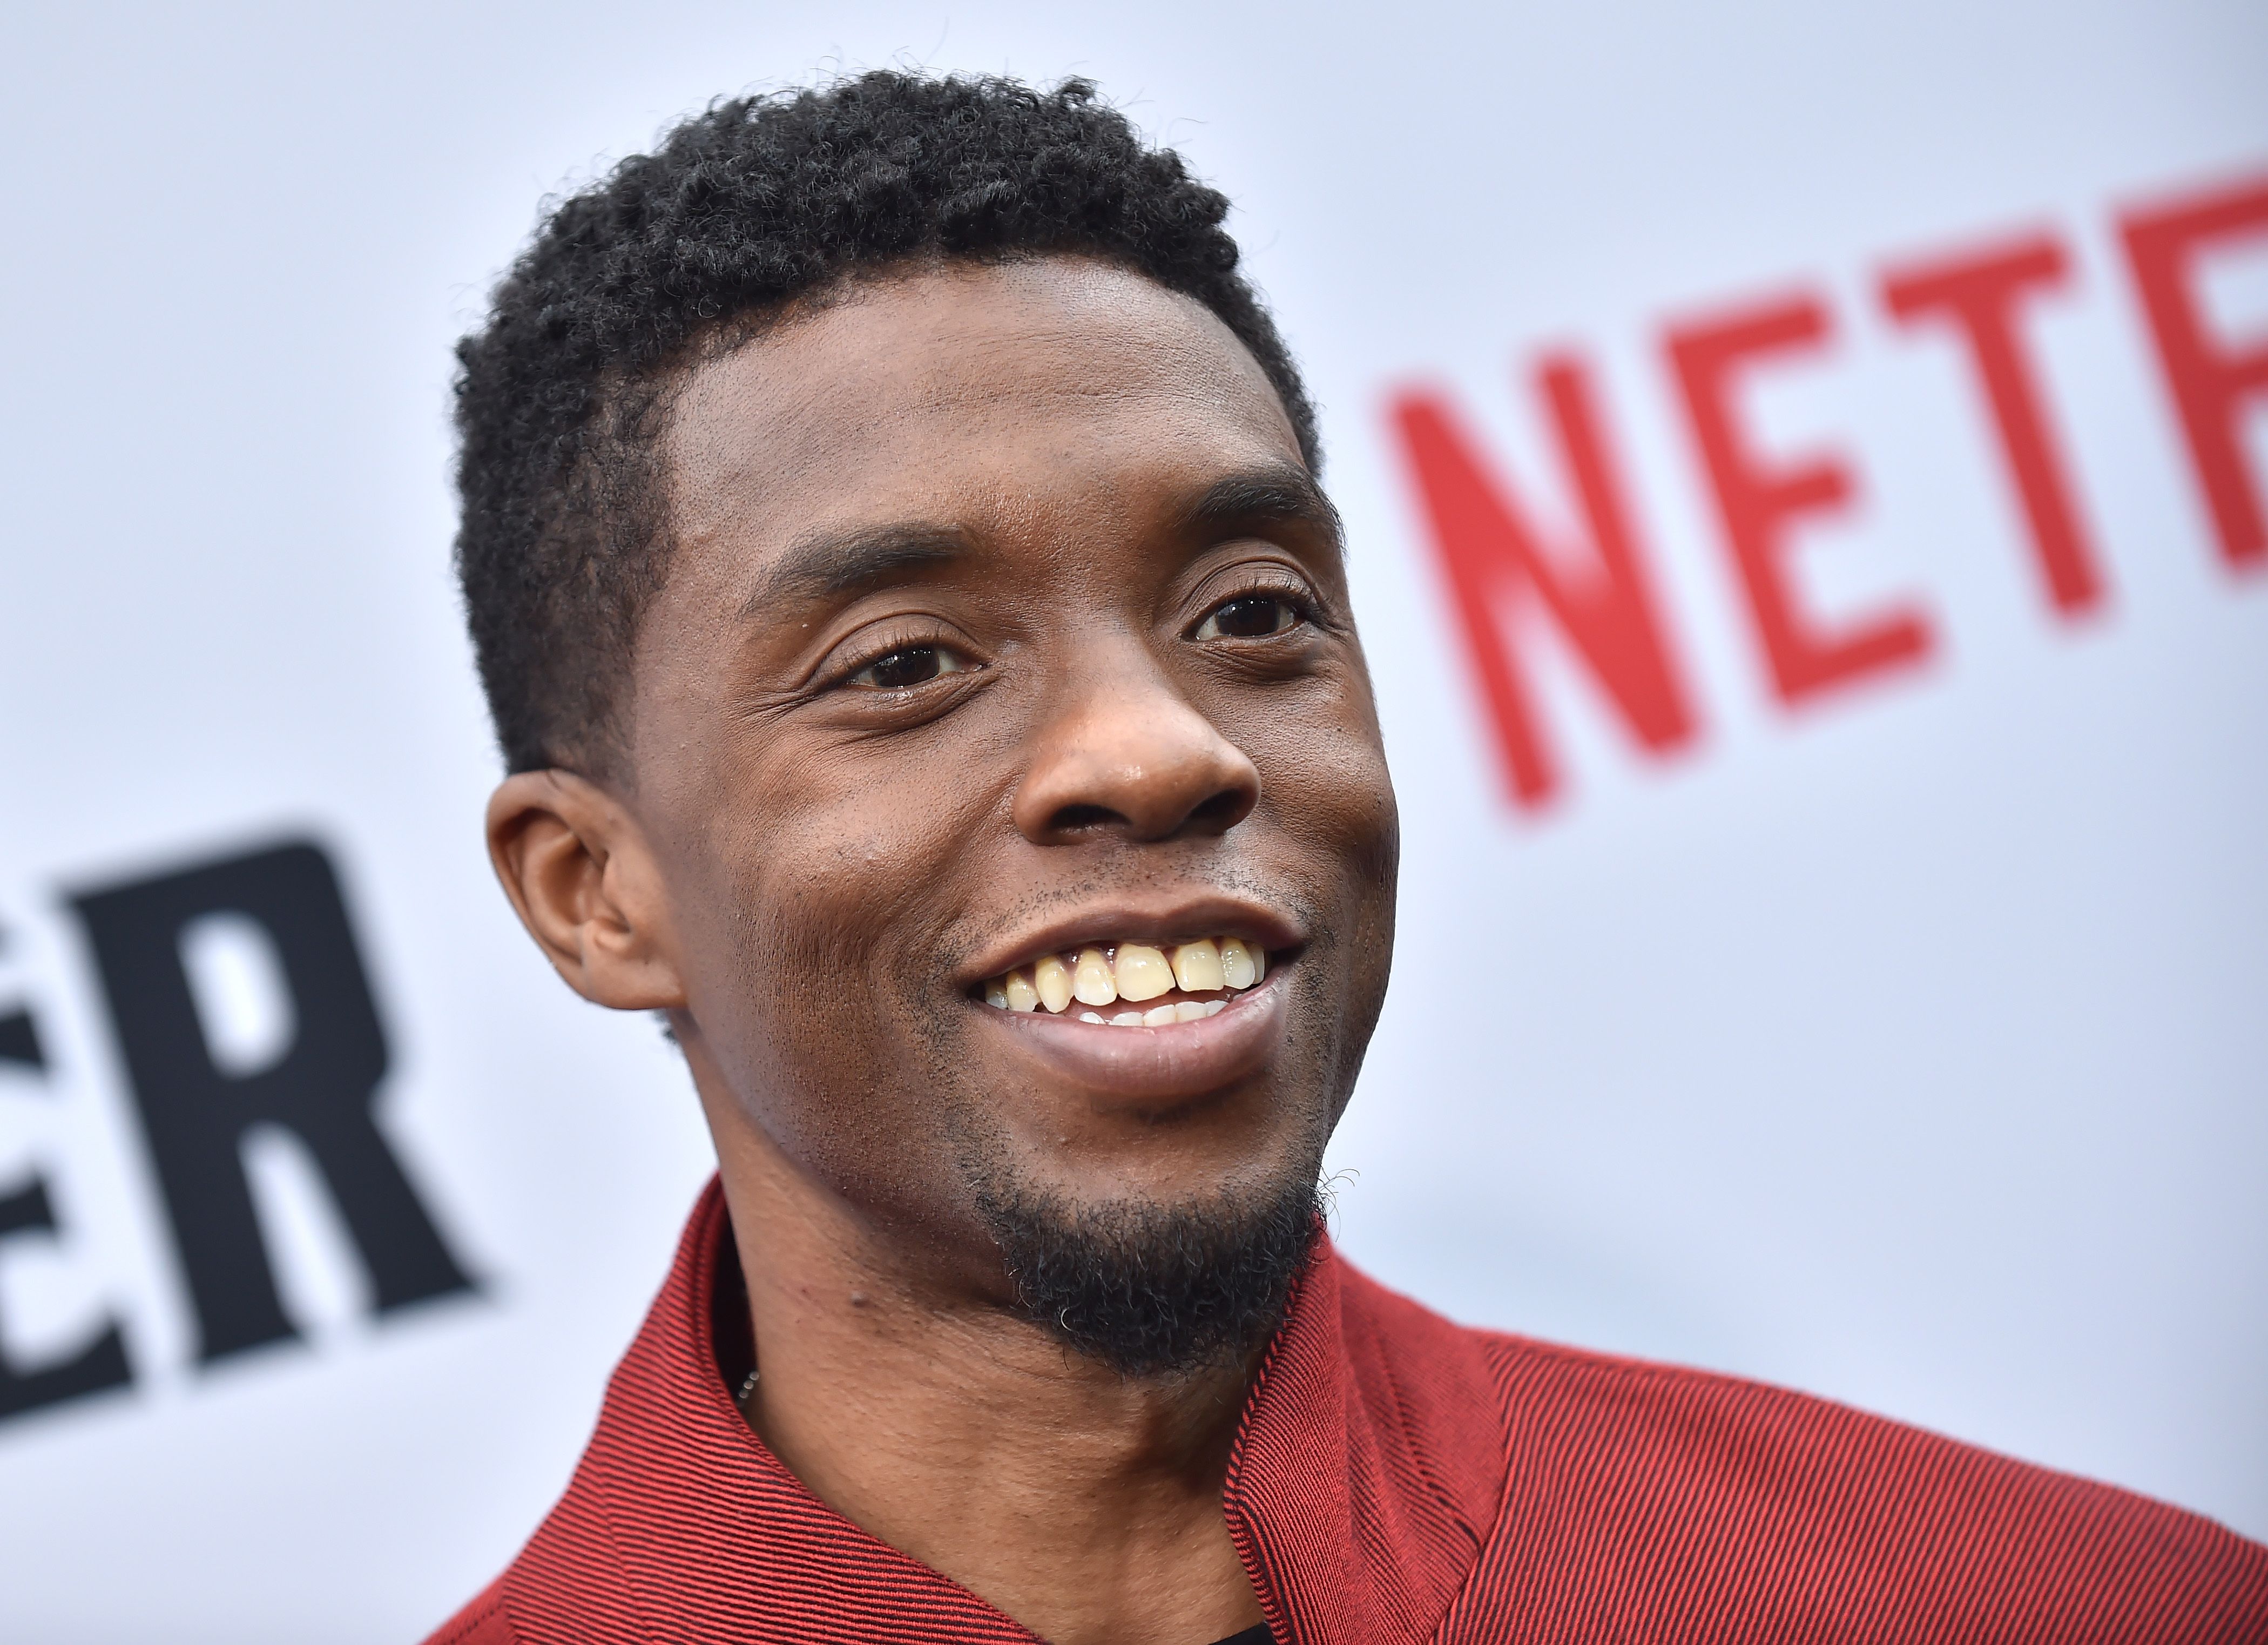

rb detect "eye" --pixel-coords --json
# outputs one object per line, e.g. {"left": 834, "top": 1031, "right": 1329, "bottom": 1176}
{"left": 846, "top": 643, "right": 974, "bottom": 689}
{"left": 1194, "top": 594, "right": 1302, "bottom": 641}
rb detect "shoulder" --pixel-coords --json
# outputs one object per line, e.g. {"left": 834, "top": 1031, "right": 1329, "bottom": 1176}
{"left": 1474, "top": 1333, "right": 2268, "bottom": 1637}
{"left": 1330, "top": 1259, "right": 2268, "bottom": 1639}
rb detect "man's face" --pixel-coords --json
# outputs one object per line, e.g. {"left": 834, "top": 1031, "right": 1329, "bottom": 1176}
{"left": 624, "top": 258, "right": 1397, "bottom": 1318}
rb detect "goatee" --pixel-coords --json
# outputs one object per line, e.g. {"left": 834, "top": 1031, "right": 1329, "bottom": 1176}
{"left": 970, "top": 1172, "right": 1325, "bottom": 1379}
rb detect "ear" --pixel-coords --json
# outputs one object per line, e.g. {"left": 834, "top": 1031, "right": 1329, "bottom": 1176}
{"left": 485, "top": 769, "right": 688, "bottom": 1011}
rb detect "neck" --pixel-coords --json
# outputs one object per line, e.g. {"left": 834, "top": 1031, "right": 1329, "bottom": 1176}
{"left": 700, "top": 1090, "right": 1270, "bottom": 1645}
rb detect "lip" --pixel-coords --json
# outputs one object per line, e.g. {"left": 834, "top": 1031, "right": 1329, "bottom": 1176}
{"left": 959, "top": 892, "right": 1306, "bottom": 988}
{"left": 976, "top": 968, "right": 1291, "bottom": 1108}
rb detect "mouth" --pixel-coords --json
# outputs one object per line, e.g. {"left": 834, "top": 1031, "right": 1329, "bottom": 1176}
{"left": 963, "top": 915, "right": 1301, "bottom": 1107}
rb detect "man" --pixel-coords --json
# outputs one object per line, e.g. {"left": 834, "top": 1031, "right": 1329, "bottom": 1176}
{"left": 429, "top": 71, "right": 2266, "bottom": 1645}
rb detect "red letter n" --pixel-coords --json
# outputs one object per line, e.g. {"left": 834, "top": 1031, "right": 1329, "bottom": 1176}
{"left": 2121, "top": 173, "right": 2268, "bottom": 571}
{"left": 1882, "top": 232, "right": 2105, "bottom": 617}
{"left": 1389, "top": 355, "right": 1698, "bottom": 811}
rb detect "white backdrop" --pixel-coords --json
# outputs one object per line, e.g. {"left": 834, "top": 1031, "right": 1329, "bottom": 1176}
{"left": 2, "top": 3, "right": 2263, "bottom": 1639}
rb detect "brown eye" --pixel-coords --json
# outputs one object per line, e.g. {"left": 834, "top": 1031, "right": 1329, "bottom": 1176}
{"left": 1195, "top": 595, "right": 1300, "bottom": 641}
{"left": 848, "top": 644, "right": 970, "bottom": 689}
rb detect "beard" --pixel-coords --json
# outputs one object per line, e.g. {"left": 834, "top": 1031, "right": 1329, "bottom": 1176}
{"left": 960, "top": 1156, "right": 1325, "bottom": 1380}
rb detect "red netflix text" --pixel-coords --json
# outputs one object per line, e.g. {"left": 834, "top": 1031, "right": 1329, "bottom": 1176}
{"left": 1387, "top": 169, "right": 2268, "bottom": 813}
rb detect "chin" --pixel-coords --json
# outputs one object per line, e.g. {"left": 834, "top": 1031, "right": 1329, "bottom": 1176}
{"left": 956, "top": 1118, "right": 1330, "bottom": 1379}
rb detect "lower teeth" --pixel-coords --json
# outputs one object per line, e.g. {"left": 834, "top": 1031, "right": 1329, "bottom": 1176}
{"left": 1071, "top": 999, "right": 1227, "bottom": 1027}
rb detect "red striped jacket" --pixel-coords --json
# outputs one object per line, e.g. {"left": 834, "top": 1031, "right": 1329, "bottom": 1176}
{"left": 428, "top": 1180, "right": 2267, "bottom": 1643}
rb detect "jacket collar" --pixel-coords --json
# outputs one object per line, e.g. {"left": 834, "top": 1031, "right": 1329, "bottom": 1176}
{"left": 526, "top": 1179, "right": 1503, "bottom": 1644}
{"left": 1224, "top": 1243, "right": 1506, "bottom": 1642}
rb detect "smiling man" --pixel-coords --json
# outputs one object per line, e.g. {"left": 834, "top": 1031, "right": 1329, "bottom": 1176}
{"left": 428, "top": 72, "right": 2265, "bottom": 1645}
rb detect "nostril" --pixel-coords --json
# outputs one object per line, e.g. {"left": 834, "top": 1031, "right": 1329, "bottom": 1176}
{"left": 1048, "top": 803, "right": 1123, "bottom": 834}
{"left": 1189, "top": 790, "right": 1247, "bottom": 826}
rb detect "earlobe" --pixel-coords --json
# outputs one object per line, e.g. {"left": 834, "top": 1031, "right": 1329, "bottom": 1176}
{"left": 485, "top": 770, "right": 688, "bottom": 1012}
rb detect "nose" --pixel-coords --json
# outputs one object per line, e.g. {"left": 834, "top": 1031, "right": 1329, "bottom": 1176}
{"left": 1012, "top": 647, "right": 1262, "bottom": 846}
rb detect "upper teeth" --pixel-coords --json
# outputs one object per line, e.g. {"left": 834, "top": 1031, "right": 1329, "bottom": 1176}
{"left": 982, "top": 937, "right": 1265, "bottom": 1024}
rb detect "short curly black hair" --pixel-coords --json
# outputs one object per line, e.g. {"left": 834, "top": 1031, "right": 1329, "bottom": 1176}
{"left": 453, "top": 70, "right": 1321, "bottom": 776}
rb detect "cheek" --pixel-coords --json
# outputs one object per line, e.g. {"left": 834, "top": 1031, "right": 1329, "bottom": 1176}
{"left": 667, "top": 813, "right": 965, "bottom": 1196}
{"left": 1245, "top": 682, "right": 1399, "bottom": 892}
{"left": 669, "top": 763, "right": 989, "bottom": 1075}
{"left": 705, "top": 822, "right": 906, "bottom": 1027}
{"left": 1243, "top": 684, "right": 1399, "bottom": 1048}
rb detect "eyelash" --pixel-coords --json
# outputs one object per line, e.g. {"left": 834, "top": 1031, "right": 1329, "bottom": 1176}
{"left": 830, "top": 625, "right": 981, "bottom": 691}
{"left": 1190, "top": 577, "right": 1321, "bottom": 642}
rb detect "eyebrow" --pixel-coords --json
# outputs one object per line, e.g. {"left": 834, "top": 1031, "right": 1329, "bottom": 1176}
{"left": 740, "top": 524, "right": 971, "bottom": 618}
{"left": 738, "top": 464, "right": 1342, "bottom": 620}
{"left": 1174, "top": 465, "right": 1345, "bottom": 556}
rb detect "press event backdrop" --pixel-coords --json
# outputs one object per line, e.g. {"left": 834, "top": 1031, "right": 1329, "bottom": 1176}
{"left": 2, "top": 2, "right": 2263, "bottom": 1637}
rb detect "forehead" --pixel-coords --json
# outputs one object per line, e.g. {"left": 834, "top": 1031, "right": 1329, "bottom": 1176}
{"left": 661, "top": 259, "right": 1305, "bottom": 561}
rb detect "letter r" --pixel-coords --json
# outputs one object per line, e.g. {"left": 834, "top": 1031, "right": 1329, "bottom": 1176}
{"left": 71, "top": 840, "right": 474, "bottom": 1363}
